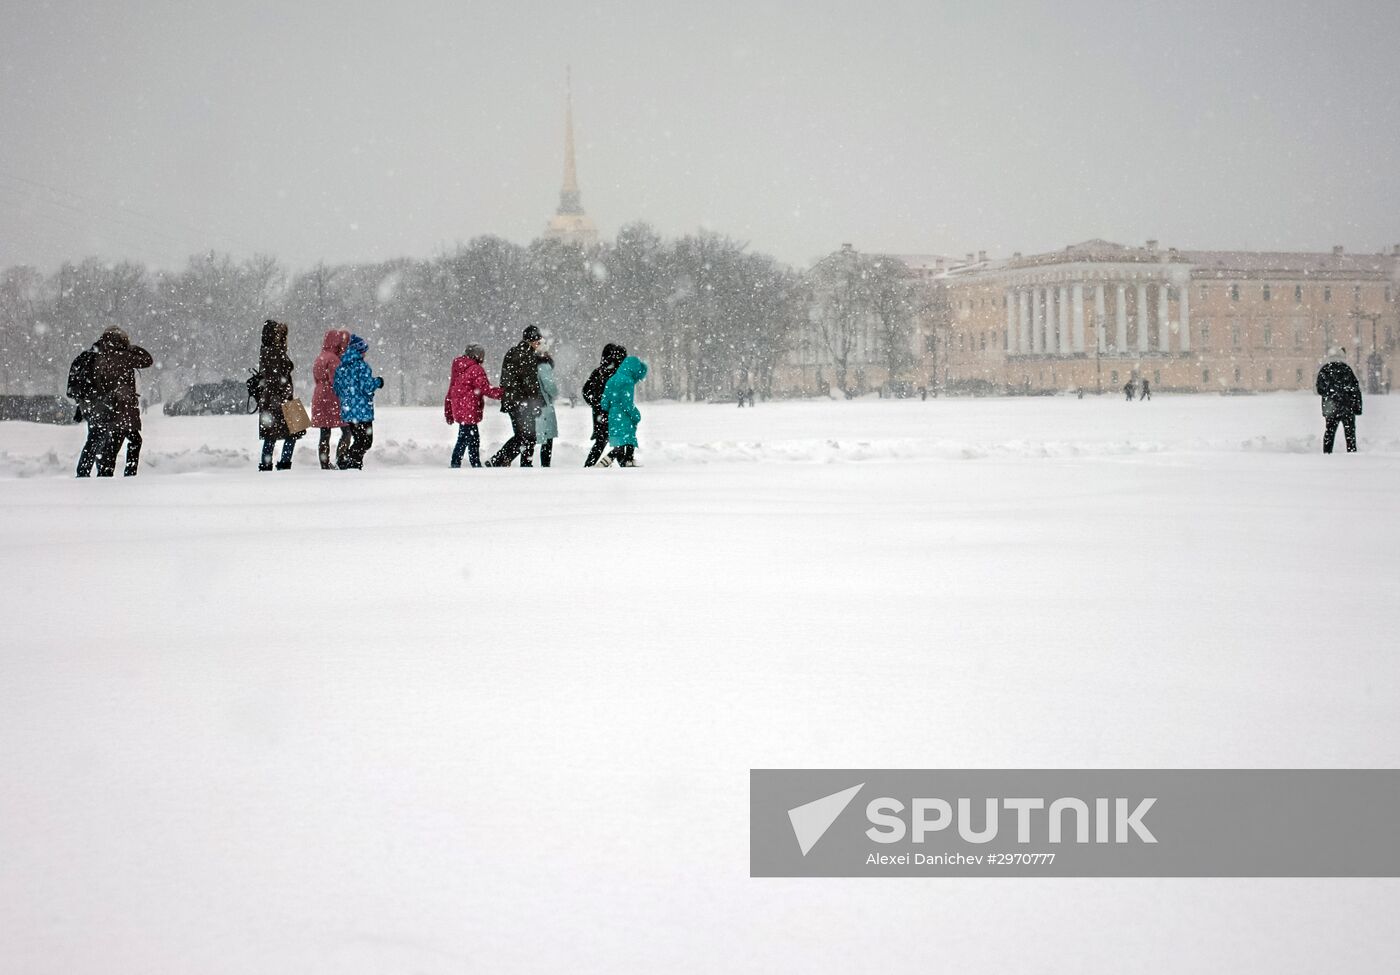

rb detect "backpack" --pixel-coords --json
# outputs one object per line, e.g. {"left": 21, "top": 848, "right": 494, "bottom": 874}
{"left": 66, "top": 348, "right": 97, "bottom": 403}
{"left": 246, "top": 370, "right": 261, "bottom": 400}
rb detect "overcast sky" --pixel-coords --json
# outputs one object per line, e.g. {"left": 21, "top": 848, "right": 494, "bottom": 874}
{"left": 2, "top": 0, "right": 1398, "bottom": 273}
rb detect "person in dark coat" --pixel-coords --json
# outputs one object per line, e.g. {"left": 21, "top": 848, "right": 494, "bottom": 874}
{"left": 582, "top": 343, "right": 626, "bottom": 467}
{"left": 1316, "top": 347, "right": 1363, "bottom": 454}
{"left": 485, "top": 325, "right": 544, "bottom": 467}
{"left": 70, "top": 327, "right": 153, "bottom": 477}
{"left": 1123, "top": 379, "right": 1136, "bottom": 401}
{"left": 443, "top": 342, "right": 502, "bottom": 468}
{"left": 254, "top": 320, "right": 303, "bottom": 471}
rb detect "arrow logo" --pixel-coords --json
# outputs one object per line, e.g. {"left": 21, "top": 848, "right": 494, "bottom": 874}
{"left": 787, "top": 783, "right": 864, "bottom": 856}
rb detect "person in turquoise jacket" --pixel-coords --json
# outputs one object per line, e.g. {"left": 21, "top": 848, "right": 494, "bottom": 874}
{"left": 534, "top": 353, "right": 559, "bottom": 467}
{"left": 333, "top": 334, "right": 384, "bottom": 469}
{"left": 597, "top": 354, "right": 647, "bottom": 467}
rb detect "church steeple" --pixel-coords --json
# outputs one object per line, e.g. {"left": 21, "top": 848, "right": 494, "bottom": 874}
{"left": 544, "top": 66, "right": 599, "bottom": 247}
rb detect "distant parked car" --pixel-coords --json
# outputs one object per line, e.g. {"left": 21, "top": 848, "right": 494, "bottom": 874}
{"left": 0, "top": 394, "right": 79, "bottom": 425}
{"left": 164, "top": 380, "right": 256, "bottom": 416}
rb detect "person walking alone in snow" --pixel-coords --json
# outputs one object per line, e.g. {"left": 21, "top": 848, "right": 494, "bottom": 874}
{"left": 485, "top": 325, "right": 545, "bottom": 467}
{"left": 582, "top": 343, "right": 626, "bottom": 467}
{"left": 443, "top": 342, "right": 502, "bottom": 468}
{"left": 534, "top": 347, "right": 560, "bottom": 468}
{"left": 69, "top": 327, "right": 152, "bottom": 477}
{"left": 1315, "top": 346, "right": 1363, "bottom": 454}
{"left": 253, "top": 320, "right": 303, "bottom": 471}
{"left": 333, "top": 334, "right": 384, "bottom": 469}
{"left": 311, "top": 329, "right": 352, "bottom": 469}
{"left": 1139, "top": 378, "right": 1151, "bottom": 401}
{"left": 596, "top": 354, "right": 648, "bottom": 468}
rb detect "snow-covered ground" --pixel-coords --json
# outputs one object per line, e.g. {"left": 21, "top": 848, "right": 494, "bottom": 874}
{"left": 2, "top": 394, "right": 1398, "bottom": 973}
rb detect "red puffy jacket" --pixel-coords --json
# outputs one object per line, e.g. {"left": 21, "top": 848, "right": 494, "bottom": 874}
{"left": 444, "top": 356, "right": 503, "bottom": 425}
{"left": 311, "top": 329, "right": 350, "bottom": 427}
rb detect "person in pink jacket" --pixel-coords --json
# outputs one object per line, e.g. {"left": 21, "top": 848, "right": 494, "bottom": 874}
{"left": 311, "top": 329, "right": 351, "bottom": 469}
{"left": 444, "top": 342, "right": 503, "bottom": 468}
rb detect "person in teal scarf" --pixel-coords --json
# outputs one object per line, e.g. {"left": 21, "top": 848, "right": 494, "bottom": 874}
{"left": 597, "top": 354, "right": 647, "bottom": 467}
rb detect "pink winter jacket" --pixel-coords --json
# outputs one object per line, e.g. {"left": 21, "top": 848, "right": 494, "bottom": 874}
{"left": 444, "top": 356, "right": 502, "bottom": 425}
{"left": 311, "top": 329, "right": 350, "bottom": 427}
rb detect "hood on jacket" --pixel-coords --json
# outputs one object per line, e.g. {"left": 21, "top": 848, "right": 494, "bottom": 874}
{"left": 615, "top": 355, "right": 647, "bottom": 383}
{"left": 601, "top": 343, "right": 627, "bottom": 368}
{"left": 322, "top": 329, "right": 350, "bottom": 355}
{"left": 343, "top": 334, "right": 369, "bottom": 360}
{"left": 96, "top": 327, "right": 130, "bottom": 352}
{"left": 260, "top": 319, "right": 288, "bottom": 353}
{"left": 1324, "top": 346, "right": 1347, "bottom": 363}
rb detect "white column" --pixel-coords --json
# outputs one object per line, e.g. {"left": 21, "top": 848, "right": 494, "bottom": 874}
{"left": 1072, "top": 283, "right": 1086, "bottom": 353}
{"left": 1033, "top": 288, "right": 1044, "bottom": 353}
{"left": 1005, "top": 289, "right": 1016, "bottom": 353}
{"left": 1046, "top": 287, "right": 1059, "bottom": 354}
{"left": 1057, "top": 285, "right": 1070, "bottom": 353}
{"left": 1095, "top": 284, "right": 1108, "bottom": 352}
{"left": 1115, "top": 284, "right": 1128, "bottom": 351}
{"left": 1178, "top": 280, "right": 1191, "bottom": 352}
{"left": 1136, "top": 282, "right": 1150, "bottom": 352}
{"left": 1018, "top": 289, "right": 1031, "bottom": 353}
{"left": 1157, "top": 282, "right": 1171, "bottom": 352}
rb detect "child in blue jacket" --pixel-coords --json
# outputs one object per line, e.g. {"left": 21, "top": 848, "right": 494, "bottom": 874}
{"left": 597, "top": 355, "right": 648, "bottom": 467}
{"left": 333, "top": 334, "right": 384, "bottom": 469}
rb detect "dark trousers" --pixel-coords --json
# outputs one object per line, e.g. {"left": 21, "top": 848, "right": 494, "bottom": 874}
{"left": 584, "top": 412, "right": 609, "bottom": 466}
{"left": 76, "top": 419, "right": 104, "bottom": 476}
{"left": 1323, "top": 414, "right": 1357, "bottom": 453}
{"left": 488, "top": 405, "right": 537, "bottom": 467}
{"left": 95, "top": 424, "right": 141, "bottom": 477}
{"left": 609, "top": 444, "right": 635, "bottom": 466}
{"left": 260, "top": 438, "right": 296, "bottom": 470}
{"left": 539, "top": 439, "right": 553, "bottom": 468}
{"left": 342, "top": 422, "right": 374, "bottom": 469}
{"left": 451, "top": 424, "right": 482, "bottom": 468}
{"left": 319, "top": 427, "right": 351, "bottom": 469}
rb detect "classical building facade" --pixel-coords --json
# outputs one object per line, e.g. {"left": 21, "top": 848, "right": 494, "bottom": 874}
{"left": 926, "top": 240, "right": 1398, "bottom": 395}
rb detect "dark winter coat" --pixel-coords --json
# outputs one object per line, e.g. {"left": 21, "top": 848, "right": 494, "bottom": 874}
{"left": 312, "top": 329, "right": 350, "bottom": 428}
{"left": 334, "top": 335, "right": 382, "bottom": 423}
{"left": 81, "top": 330, "right": 153, "bottom": 427}
{"left": 583, "top": 348, "right": 626, "bottom": 414}
{"left": 498, "top": 340, "right": 543, "bottom": 413}
{"left": 1315, "top": 360, "right": 1363, "bottom": 417}
{"left": 600, "top": 355, "right": 648, "bottom": 448}
{"left": 444, "top": 354, "right": 502, "bottom": 425}
{"left": 256, "top": 320, "right": 301, "bottom": 441}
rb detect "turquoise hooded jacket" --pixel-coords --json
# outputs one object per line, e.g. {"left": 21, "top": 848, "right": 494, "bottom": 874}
{"left": 599, "top": 355, "right": 647, "bottom": 447}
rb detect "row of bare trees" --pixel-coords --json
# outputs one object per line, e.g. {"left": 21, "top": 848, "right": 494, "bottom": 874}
{"left": 0, "top": 227, "right": 926, "bottom": 404}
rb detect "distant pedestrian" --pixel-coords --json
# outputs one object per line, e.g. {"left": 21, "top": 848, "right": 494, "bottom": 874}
{"left": 69, "top": 327, "right": 152, "bottom": 477}
{"left": 485, "top": 326, "right": 545, "bottom": 467}
{"left": 444, "top": 342, "right": 502, "bottom": 468}
{"left": 534, "top": 349, "right": 559, "bottom": 468}
{"left": 582, "top": 343, "right": 626, "bottom": 467}
{"left": 254, "top": 320, "right": 303, "bottom": 471}
{"left": 596, "top": 354, "right": 648, "bottom": 468}
{"left": 1139, "top": 378, "right": 1151, "bottom": 401}
{"left": 333, "top": 334, "right": 384, "bottom": 469}
{"left": 1123, "top": 380, "right": 1136, "bottom": 401}
{"left": 1315, "top": 347, "right": 1363, "bottom": 454}
{"left": 748, "top": 388, "right": 756, "bottom": 407}
{"left": 312, "top": 329, "right": 352, "bottom": 469}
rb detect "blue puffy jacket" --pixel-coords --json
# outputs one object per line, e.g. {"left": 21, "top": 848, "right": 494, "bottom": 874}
{"left": 600, "top": 356, "right": 648, "bottom": 447}
{"left": 334, "top": 335, "right": 382, "bottom": 423}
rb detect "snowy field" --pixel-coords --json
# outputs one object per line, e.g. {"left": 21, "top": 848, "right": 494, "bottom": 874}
{"left": 2, "top": 393, "right": 1399, "bottom": 973}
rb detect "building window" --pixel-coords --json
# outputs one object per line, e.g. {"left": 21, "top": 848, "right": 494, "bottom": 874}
{"left": 1202, "top": 368, "right": 1210, "bottom": 384}
{"left": 1200, "top": 320, "right": 1210, "bottom": 346}
{"left": 1153, "top": 370, "right": 1160, "bottom": 385}
{"left": 1295, "top": 284, "right": 1303, "bottom": 303}
{"left": 1263, "top": 324, "right": 1273, "bottom": 347}
{"left": 1110, "top": 370, "right": 1119, "bottom": 385}
{"left": 1386, "top": 286, "right": 1393, "bottom": 303}
{"left": 1266, "top": 368, "right": 1273, "bottom": 384}
{"left": 980, "top": 334, "right": 987, "bottom": 351}
{"left": 1387, "top": 326, "right": 1395, "bottom": 349}
{"left": 1296, "top": 368, "right": 1304, "bottom": 384}
{"left": 1324, "top": 287, "right": 1331, "bottom": 303}
{"left": 1354, "top": 285, "right": 1362, "bottom": 304}
{"left": 1230, "top": 284, "right": 1240, "bottom": 301}
{"left": 924, "top": 334, "right": 936, "bottom": 353}
{"left": 958, "top": 334, "right": 965, "bottom": 351}
{"left": 1199, "top": 284, "right": 1209, "bottom": 301}
{"left": 1262, "top": 284, "right": 1271, "bottom": 301}
{"left": 1231, "top": 322, "right": 1242, "bottom": 348}
{"left": 1234, "top": 366, "right": 1242, "bottom": 383}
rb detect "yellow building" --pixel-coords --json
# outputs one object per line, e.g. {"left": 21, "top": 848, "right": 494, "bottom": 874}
{"left": 924, "top": 240, "right": 1399, "bottom": 395}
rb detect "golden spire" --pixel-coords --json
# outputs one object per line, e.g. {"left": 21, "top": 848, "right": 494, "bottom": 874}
{"left": 561, "top": 65, "right": 580, "bottom": 201}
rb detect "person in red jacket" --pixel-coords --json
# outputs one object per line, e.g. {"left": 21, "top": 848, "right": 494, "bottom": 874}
{"left": 311, "top": 329, "right": 351, "bottom": 469}
{"left": 444, "top": 342, "right": 503, "bottom": 468}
